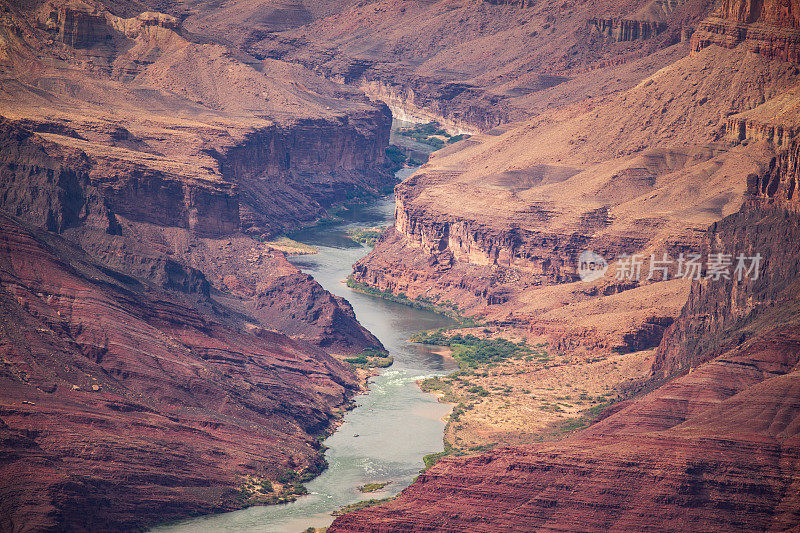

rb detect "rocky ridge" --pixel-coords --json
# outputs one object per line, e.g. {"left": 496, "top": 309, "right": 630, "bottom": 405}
{"left": 0, "top": 0, "right": 395, "bottom": 530}
{"left": 352, "top": 43, "right": 798, "bottom": 351}
{"left": 0, "top": 0, "right": 392, "bottom": 352}
{"left": 330, "top": 125, "right": 800, "bottom": 533}
{"left": 248, "top": 0, "right": 715, "bottom": 132}
{"left": 0, "top": 212, "right": 359, "bottom": 531}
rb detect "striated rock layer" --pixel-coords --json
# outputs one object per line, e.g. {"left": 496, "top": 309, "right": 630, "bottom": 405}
{"left": 352, "top": 45, "right": 798, "bottom": 350}
{"left": 1, "top": 0, "right": 395, "bottom": 238}
{"left": 330, "top": 172, "right": 800, "bottom": 532}
{"left": 655, "top": 137, "right": 800, "bottom": 376}
{"left": 0, "top": 1, "right": 391, "bottom": 530}
{"left": 692, "top": 0, "right": 800, "bottom": 63}
{"left": 0, "top": 117, "right": 383, "bottom": 355}
{"left": 250, "top": 0, "right": 715, "bottom": 132}
{"left": 0, "top": 213, "right": 359, "bottom": 532}
{"left": 589, "top": 18, "right": 669, "bottom": 41}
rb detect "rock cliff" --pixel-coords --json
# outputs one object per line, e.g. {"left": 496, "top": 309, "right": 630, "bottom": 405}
{"left": 3, "top": 0, "right": 395, "bottom": 238}
{"left": 330, "top": 143, "right": 800, "bottom": 533}
{"left": 216, "top": 112, "right": 392, "bottom": 236}
{"left": 352, "top": 44, "right": 798, "bottom": 350}
{"left": 0, "top": 0, "right": 392, "bottom": 351}
{"left": 0, "top": 117, "right": 384, "bottom": 354}
{"left": 0, "top": 213, "right": 359, "bottom": 532}
{"left": 655, "top": 137, "right": 800, "bottom": 376}
{"left": 589, "top": 18, "right": 669, "bottom": 41}
{"left": 249, "top": 0, "right": 715, "bottom": 132}
{"left": 0, "top": 1, "right": 390, "bottom": 529}
{"left": 692, "top": 0, "right": 800, "bottom": 63}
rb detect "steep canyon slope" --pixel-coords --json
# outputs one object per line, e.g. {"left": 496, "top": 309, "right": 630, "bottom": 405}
{"left": 354, "top": 43, "right": 800, "bottom": 351}
{"left": 330, "top": 135, "right": 800, "bottom": 533}
{"left": 0, "top": 213, "right": 358, "bottom": 531}
{"left": 0, "top": 0, "right": 396, "bottom": 530}
{"left": 328, "top": 0, "right": 800, "bottom": 530}
{"left": 0, "top": 0, "right": 392, "bottom": 352}
{"left": 250, "top": 0, "right": 716, "bottom": 131}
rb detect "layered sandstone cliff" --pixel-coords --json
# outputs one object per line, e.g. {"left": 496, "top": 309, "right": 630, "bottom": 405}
{"left": 330, "top": 145, "right": 800, "bottom": 532}
{"left": 0, "top": 0, "right": 392, "bottom": 352}
{"left": 352, "top": 45, "right": 797, "bottom": 351}
{"left": 692, "top": 0, "right": 800, "bottom": 63}
{"left": 0, "top": 117, "right": 384, "bottom": 355}
{"left": 3, "top": 0, "right": 394, "bottom": 238}
{"left": 0, "top": 213, "right": 359, "bottom": 532}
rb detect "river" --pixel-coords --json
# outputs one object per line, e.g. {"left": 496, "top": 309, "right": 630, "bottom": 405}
{"left": 151, "top": 167, "right": 456, "bottom": 533}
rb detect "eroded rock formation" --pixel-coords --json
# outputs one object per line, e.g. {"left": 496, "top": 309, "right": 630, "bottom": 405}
{"left": 655, "top": 137, "right": 800, "bottom": 376}
{"left": 0, "top": 1, "right": 391, "bottom": 529}
{"left": 0, "top": 213, "right": 359, "bottom": 531}
{"left": 330, "top": 143, "right": 800, "bottom": 533}
{"left": 589, "top": 18, "right": 669, "bottom": 41}
{"left": 248, "top": 0, "right": 715, "bottom": 132}
{"left": 352, "top": 44, "right": 798, "bottom": 351}
{"left": 692, "top": 0, "right": 800, "bottom": 63}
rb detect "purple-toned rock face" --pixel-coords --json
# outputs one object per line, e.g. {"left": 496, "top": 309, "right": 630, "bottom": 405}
{"left": 3, "top": 0, "right": 800, "bottom": 530}
{"left": 0, "top": 2, "right": 392, "bottom": 529}
{"left": 0, "top": 213, "right": 358, "bottom": 531}
{"left": 330, "top": 162, "right": 800, "bottom": 532}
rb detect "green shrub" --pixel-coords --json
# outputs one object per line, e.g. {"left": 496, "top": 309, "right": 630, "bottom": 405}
{"left": 447, "top": 133, "right": 469, "bottom": 144}
{"left": 410, "top": 332, "right": 532, "bottom": 368}
{"left": 385, "top": 145, "right": 407, "bottom": 169}
{"left": 276, "top": 469, "right": 297, "bottom": 484}
{"left": 466, "top": 385, "right": 490, "bottom": 397}
{"left": 332, "top": 497, "right": 395, "bottom": 516}
{"left": 358, "top": 481, "right": 390, "bottom": 492}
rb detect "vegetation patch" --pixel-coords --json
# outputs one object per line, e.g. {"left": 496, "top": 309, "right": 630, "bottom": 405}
{"left": 385, "top": 145, "right": 408, "bottom": 171}
{"left": 331, "top": 497, "right": 396, "bottom": 516}
{"left": 344, "top": 348, "right": 394, "bottom": 368}
{"left": 346, "top": 226, "right": 387, "bottom": 246}
{"left": 358, "top": 481, "right": 390, "bottom": 493}
{"left": 410, "top": 331, "right": 532, "bottom": 368}
{"left": 396, "top": 122, "right": 470, "bottom": 149}
{"left": 235, "top": 473, "right": 310, "bottom": 506}
{"left": 422, "top": 443, "right": 454, "bottom": 470}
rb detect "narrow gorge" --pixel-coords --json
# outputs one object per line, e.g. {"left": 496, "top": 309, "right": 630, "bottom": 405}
{"left": 0, "top": 0, "right": 399, "bottom": 530}
{"left": 3, "top": 0, "right": 800, "bottom": 531}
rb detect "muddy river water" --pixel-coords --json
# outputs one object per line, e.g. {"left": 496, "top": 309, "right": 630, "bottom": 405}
{"left": 152, "top": 168, "right": 456, "bottom": 532}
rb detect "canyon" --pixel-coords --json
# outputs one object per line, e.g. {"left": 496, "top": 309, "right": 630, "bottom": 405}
{"left": 324, "top": 0, "right": 800, "bottom": 530}
{"left": 0, "top": 0, "right": 395, "bottom": 530}
{"left": 2, "top": 0, "right": 800, "bottom": 530}
{"left": 329, "top": 137, "right": 800, "bottom": 532}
